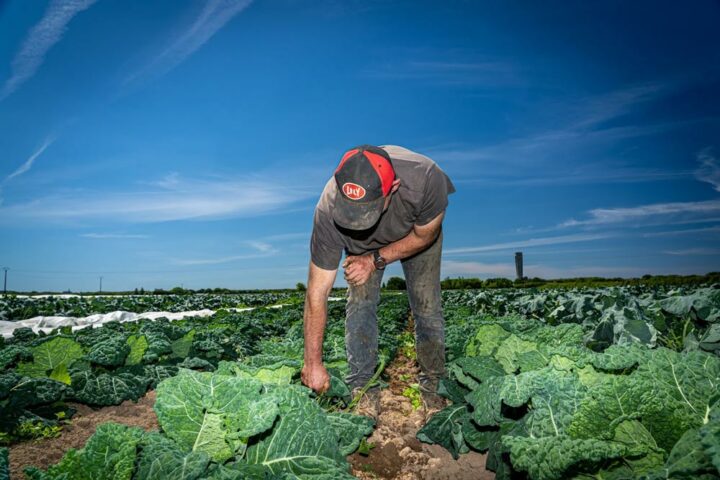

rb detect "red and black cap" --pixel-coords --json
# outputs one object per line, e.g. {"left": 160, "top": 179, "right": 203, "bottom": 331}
{"left": 333, "top": 145, "right": 395, "bottom": 231}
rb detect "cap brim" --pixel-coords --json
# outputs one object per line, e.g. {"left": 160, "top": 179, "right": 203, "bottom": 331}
{"left": 332, "top": 193, "right": 384, "bottom": 231}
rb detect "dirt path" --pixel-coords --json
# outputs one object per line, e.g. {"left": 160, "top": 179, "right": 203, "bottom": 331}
{"left": 349, "top": 345, "right": 493, "bottom": 480}
{"left": 8, "top": 391, "right": 159, "bottom": 479}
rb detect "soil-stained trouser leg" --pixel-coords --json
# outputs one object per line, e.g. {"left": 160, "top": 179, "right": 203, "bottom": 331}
{"left": 345, "top": 265, "right": 385, "bottom": 389}
{"left": 401, "top": 230, "right": 445, "bottom": 393}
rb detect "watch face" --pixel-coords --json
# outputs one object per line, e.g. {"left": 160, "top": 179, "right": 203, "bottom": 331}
{"left": 374, "top": 253, "right": 386, "bottom": 269}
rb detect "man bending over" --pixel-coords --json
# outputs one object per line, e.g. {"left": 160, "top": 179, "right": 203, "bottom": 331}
{"left": 301, "top": 144, "right": 455, "bottom": 419}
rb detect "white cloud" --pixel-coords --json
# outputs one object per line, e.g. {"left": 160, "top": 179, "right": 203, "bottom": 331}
{"left": 0, "top": 0, "right": 97, "bottom": 100}
{"left": 125, "top": 0, "right": 253, "bottom": 85}
{"left": 6, "top": 136, "right": 56, "bottom": 180}
{"left": 643, "top": 226, "right": 720, "bottom": 237}
{"left": 171, "top": 251, "right": 274, "bottom": 266}
{"left": 526, "top": 265, "right": 655, "bottom": 279}
{"left": 81, "top": 233, "right": 150, "bottom": 239}
{"left": 429, "top": 120, "right": 692, "bottom": 189}
{"left": 173, "top": 239, "right": 281, "bottom": 266}
{"left": 560, "top": 200, "right": 720, "bottom": 228}
{"left": 663, "top": 248, "right": 720, "bottom": 256}
{"left": 428, "top": 82, "right": 672, "bottom": 163}
{"left": 453, "top": 166, "right": 693, "bottom": 187}
{"left": 695, "top": 148, "right": 720, "bottom": 192}
{"left": 0, "top": 173, "right": 313, "bottom": 225}
{"left": 147, "top": 171, "right": 181, "bottom": 189}
{"left": 263, "top": 232, "right": 309, "bottom": 242}
{"left": 443, "top": 233, "right": 609, "bottom": 255}
{"left": 423, "top": 81, "right": 707, "bottom": 191}
{"left": 246, "top": 241, "right": 275, "bottom": 253}
{"left": 568, "top": 83, "right": 665, "bottom": 130}
{"left": 441, "top": 260, "right": 516, "bottom": 278}
{"left": 442, "top": 260, "right": 655, "bottom": 279}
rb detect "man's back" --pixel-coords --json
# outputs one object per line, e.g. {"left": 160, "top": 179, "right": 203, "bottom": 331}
{"left": 310, "top": 145, "right": 455, "bottom": 270}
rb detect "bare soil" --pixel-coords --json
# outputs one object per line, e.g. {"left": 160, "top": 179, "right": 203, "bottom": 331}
{"left": 349, "top": 347, "right": 493, "bottom": 480}
{"left": 8, "top": 391, "right": 159, "bottom": 479}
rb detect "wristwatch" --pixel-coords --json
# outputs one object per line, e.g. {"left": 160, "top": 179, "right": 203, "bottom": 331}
{"left": 372, "top": 250, "right": 387, "bottom": 270}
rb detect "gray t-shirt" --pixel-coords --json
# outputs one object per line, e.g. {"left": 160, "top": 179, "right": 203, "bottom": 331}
{"left": 310, "top": 145, "right": 456, "bottom": 270}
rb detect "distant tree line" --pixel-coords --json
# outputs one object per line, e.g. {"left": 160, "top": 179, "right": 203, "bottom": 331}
{"left": 437, "top": 272, "right": 720, "bottom": 290}
{"left": 7, "top": 272, "right": 719, "bottom": 296}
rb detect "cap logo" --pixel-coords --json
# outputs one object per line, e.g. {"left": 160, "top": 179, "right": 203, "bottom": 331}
{"left": 342, "top": 182, "right": 366, "bottom": 200}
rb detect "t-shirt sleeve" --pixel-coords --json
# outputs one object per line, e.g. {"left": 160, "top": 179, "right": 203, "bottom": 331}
{"left": 416, "top": 164, "right": 455, "bottom": 225}
{"left": 310, "top": 208, "right": 344, "bottom": 270}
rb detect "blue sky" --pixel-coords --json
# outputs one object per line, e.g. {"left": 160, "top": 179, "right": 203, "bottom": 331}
{"left": 1, "top": 0, "right": 719, "bottom": 292}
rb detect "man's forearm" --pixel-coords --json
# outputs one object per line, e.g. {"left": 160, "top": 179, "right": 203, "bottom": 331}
{"left": 378, "top": 228, "right": 439, "bottom": 264}
{"left": 303, "top": 294, "right": 327, "bottom": 366}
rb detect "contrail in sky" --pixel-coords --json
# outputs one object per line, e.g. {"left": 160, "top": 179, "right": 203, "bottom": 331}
{"left": 0, "top": 0, "right": 98, "bottom": 101}
{"left": 125, "top": 0, "right": 253, "bottom": 85}
{"left": 7, "top": 136, "right": 56, "bottom": 180}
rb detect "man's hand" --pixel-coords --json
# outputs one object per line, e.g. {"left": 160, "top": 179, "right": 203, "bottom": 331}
{"left": 301, "top": 362, "right": 330, "bottom": 394}
{"left": 343, "top": 253, "right": 375, "bottom": 287}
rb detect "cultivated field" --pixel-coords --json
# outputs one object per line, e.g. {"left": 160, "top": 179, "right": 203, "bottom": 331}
{"left": 0, "top": 285, "right": 718, "bottom": 479}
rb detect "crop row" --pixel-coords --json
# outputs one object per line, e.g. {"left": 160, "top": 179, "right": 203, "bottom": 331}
{"left": 0, "top": 292, "right": 304, "bottom": 321}
{"left": 442, "top": 285, "right": 720, "bottom": 354}
{"left": 417, "top": 286, "right": 720, "bottom": 479}
{"left": 0, "top": 295, "right": 408, "bottom": 462}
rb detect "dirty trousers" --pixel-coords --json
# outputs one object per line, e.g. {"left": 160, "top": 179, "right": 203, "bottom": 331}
{"left": 345, "top": 232, "right": 445, "bottom": 393}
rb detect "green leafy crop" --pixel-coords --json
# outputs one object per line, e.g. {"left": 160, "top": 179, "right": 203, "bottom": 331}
{"left": 7, "top": 295, "right": 409, "bottom": 479}
{"left": 154, "top": 370, "right": 279, "bottom": 462}
{"left": 0, "top": 447, "right": 8, "bottom": 480}
{"left": 17, "top": 337, "right": 84, "bottom": 378}
{"left": 402, "top": 383, "right": 422, "bottom": 410}
{"left": 25, "top": 422, "right": 144, "bottom": 480}
{"left": 419, "top": 316, "right": 720, "bottom": 479}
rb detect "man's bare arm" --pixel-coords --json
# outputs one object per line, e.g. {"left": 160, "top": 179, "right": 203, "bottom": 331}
{"left": 301, "top": 261, "right": 337, "bottom": 393}
{"left": 378, "top": 211, "right": 444, "bottom": 264}
{"left": 343, "top": 212, "right": 445, "bottom": 286}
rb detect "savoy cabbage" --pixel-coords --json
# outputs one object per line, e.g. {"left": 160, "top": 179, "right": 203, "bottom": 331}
{"left": 419, "top": 319, "right": 720, "bottom": 480}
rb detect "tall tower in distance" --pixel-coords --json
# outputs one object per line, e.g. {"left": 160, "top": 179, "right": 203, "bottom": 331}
{"left": 515, "top": 252, "right": 523, "bottom": 280}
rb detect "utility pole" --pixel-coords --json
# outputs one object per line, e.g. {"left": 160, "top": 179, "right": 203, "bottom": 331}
{"left": 99, "top": 276, "right": 103, "bottom": 293}
{"left": 2, "top": 267, "right": 8, "bottom": 294}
